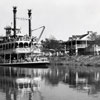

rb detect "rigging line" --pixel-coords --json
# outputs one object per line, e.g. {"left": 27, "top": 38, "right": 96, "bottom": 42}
{"left": 16, "top": 17, "right": 31, "bottom": 21}
{"left": 31, "top": 26, "right": 45, "bottom": 43}
{"left": 31, "top": 26, "right": 45, "bottom": 32}
{"left": 37, "top": 26, "right": 45, "bottom": 43}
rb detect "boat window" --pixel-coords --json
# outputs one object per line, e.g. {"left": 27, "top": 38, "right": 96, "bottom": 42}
{"left": 6, "top": 44, "right": 8, "bottom": 49}
{"left": 12, "top": 43, "right": 14, "bottom": 48}
{"left": 1, "top": 45, "right": 2, "bottom": 49}
{"left": 19, "top": 42, "right": 23, "bottom": 48}
{"left": 16, "top": 37, "right": 19, "bottom": 41}
{"left": 24, "top": 83, "right": 28, "bottom": 88}
{"left": 10, "top": 43, "right": 14, "bottom": 49}
{"left": 19, "top": 37, "right": 23, "bottom": 41}
{"left": 0, "top": 45, "right": 2, "bottom": 50}
{"left": 19, "top": 83, "right": 23, "bottom": 89}
{"left": 3, "top": 45, "right": 6, "bottom": 50}
{"left": 8, "top": 44, "right": 11, "bottom": 49}
{"left": 24, "top": 42, "right": 28, "bottom": 48}
{"left": 15, "top": 83, "right": 18, "bottom": 88}
{"left": 15, "top": 43, "right": 19, "bottom": 48}
{"left": 8, "top": 44, "right": 10, "bottom": 49}
{"left": 9, "top": 43, "right": 12, "bottom": 49}
{"left": 29, "top": 43, "right": 31, "bottom": 47}
{"left": 29, "top": 83, "right": 31, "bottom": 88}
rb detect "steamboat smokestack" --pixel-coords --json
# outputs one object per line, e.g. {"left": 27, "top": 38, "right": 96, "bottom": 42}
{"left": 13, "top": 6, "right": 17, "bottom": 38}
{"left": 28, "top": 9, "right": 32, "bottom": 37}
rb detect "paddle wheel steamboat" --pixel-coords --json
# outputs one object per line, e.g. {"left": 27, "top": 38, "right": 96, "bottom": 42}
{"left": 0, "top": 7, "right": 49, "bottom": 67}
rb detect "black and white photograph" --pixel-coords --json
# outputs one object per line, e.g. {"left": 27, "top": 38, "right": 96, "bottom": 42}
{"left": 0, "top": 0, "right": 100, "bottom": 100}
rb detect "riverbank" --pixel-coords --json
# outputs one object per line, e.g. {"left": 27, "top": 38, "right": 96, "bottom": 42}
{"left": 48, "top": 55, "right": 100, "bottom": 73}
{"left": 49, "top": 55, "right": 100, "bottom": 67}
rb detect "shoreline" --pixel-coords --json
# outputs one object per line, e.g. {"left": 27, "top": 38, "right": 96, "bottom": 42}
{"left": 49, "top": 55, "right": 100, "bottom": 67}
{"left": 48, "top": 55, "right": 100, "bottom": 73}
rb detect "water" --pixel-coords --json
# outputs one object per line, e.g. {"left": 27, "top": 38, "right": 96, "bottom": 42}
{"left": 0, "top": 65, "right": 100, "bottom": 100}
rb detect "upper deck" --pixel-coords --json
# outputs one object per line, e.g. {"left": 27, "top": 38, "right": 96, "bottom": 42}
{"left": 0, "top": 35, "right": 37, "bottom": 54}
{"left": 0, "top": 7, "right": 42, "bottom": 55}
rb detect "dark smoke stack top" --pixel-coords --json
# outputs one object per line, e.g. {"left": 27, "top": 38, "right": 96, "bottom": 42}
{"left": 13, "top": 6, "right": 17, "bottom": 38}
{"left": 28, "top": 9, "right": 32, "bottom": 37}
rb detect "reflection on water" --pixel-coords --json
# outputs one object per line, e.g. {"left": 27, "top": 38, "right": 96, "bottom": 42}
{"left": 0, "top": 66, "right": 100, "bottom": 100}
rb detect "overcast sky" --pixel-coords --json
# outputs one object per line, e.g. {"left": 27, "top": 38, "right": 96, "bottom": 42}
{"left": 0, "top": 0, "right": 100, "bottom": 41}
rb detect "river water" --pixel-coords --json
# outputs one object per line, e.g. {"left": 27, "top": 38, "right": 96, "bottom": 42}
{"left": 0, "top": 65, "right": 100, "bottom": 100}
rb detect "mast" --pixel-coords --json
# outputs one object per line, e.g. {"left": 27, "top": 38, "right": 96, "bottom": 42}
{"left": 13, "top": 6, "right": 17, "bottom": 38}
{"left": 28, "top": 9, "right": 32, "bottom": 37}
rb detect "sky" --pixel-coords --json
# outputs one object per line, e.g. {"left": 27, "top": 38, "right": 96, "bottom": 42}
{"left": 0, "top": 0, "right": 100, "bottom": 41}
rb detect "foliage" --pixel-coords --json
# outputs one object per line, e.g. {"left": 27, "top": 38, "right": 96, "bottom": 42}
{"left": 41, "top": 38, "right": 64, "bottom": 52}
{"left": 88, "top": 32, "right": 100, "bottom": 45}
{"left": 87, "top": 32, "right": 97, "bottom": 41}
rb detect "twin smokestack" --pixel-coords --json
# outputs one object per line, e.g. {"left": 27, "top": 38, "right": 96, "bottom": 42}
{"left": 13, "top": 6, "right": 32, "bottom": 38}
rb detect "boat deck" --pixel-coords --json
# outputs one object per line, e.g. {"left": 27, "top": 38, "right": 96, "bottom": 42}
{"left": 0, "top": 61, "right": 50, "bottom": 68}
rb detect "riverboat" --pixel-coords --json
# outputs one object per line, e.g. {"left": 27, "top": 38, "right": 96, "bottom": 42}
{"left": 0, "top": 7, "right": 49, "bottom": 67}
